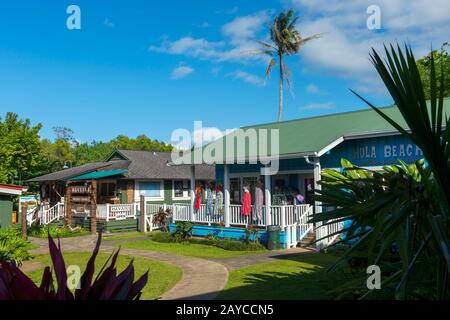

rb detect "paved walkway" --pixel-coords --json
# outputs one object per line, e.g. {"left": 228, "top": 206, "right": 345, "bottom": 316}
{"left": 27, "top": 235, "right": 228, "bottom": 300}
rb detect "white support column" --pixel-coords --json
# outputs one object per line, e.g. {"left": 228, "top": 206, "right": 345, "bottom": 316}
{"left": 224, "top": 164, "right": 231, "bottom": 227}
{"left": 264, "top": 172, "right": 272, "bottom": 226}
{"left": 190, "top": 165, "right": 195, "bottom": 222}
{"left": 313, "top": 157, "right": 323, "bottom": 250}
{"left": 106, "top": 203, "right": 110, "bottom": 222}
{"left": 313, "top": 157, "right": 322, "bottom": 214}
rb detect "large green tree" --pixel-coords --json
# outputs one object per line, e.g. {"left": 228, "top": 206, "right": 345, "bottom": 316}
{"left": 0, "top": 113, "right": 47, "bottom": 184}
{"left": 417, "top": 42, "right": 450, "bottom": 99}
{"left": 255, "top": 9, "right": 321, "bottom": 121}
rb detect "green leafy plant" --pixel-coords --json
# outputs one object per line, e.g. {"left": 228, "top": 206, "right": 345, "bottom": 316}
{"left": 312, "top": 44, "right": 450, "bottom": 299}
{"left": 244, "top": 224, "right": 260, "bottom": 244}
{"left": 0, "top": 232, "right": 148, "bottom": 300}
{"left": 0, "top": 228, "right": 32, "bottom": 267}
{"left": 28, "top": 225, "right": 89, "bottom": 238}
{"left": 151, "top": 232, "right": 265, "bottom": 252}
{"left": 169, "top": 222, "right": 193, "bottom": 242}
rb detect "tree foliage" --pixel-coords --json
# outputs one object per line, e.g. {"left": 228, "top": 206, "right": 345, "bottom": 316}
{"left": 255, "top": 9, "right": 321, "bottom": 122}
{"left": 417, "top": 42, "right": 450, "bottom": 99}
{"left": 0, "top": 112, "right": 173, "bottom": 183}
{"left": 0, "top": 113, "right": 47, "bottom": 183}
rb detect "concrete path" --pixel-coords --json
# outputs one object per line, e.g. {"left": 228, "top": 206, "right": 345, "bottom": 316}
{"left": 28, "top": 235, "right": 228, "bottom": 300}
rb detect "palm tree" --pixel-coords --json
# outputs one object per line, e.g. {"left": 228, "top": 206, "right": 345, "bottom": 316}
{"left": 256, "top": 9, "right": 321, "bottom": 122}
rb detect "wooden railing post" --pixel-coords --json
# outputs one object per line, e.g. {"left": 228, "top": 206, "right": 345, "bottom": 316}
{"left": 140, "top": 195, "right": 146, "bottom": 233}
{"left": 21, "top": 204, "right": 27, "bottom": 240}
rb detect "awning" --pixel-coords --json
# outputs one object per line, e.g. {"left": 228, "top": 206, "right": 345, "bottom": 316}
{"left": 69, "top": 170, "right": 127, "bottom": 181}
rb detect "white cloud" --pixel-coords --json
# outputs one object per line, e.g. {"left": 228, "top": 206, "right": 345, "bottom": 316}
{"left": 306, "top": 84, "right": 318, "bottom": 93}
{"left": 232, "top": 70, "right": 265, "bottom": 86}
{"left": 291, "top": 0, "right": 450, "bottom": 95}
{"left": 299, "top": 102, "right": 335, "bottom": 111}
{"left": 171, "top": 65, "right": 194, "bottom": 80}
{"left": 103, "top": 18, "right": 115, "bottom": 28}
{"left": 149, "top": 11, "right": 270, "bottom": 63}
{"left": 173, "top": 127, "right": 227, "bottom": 149}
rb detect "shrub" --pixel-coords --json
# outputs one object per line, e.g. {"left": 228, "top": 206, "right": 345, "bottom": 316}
{"left": 0, "top": 233, "right": 148, "bottom": 300}
{"left": 151, "top": 232, "right": 266, "bottom": 252}
{"left": 0, "top": 228, "right": 32, "bottom": 267}
{"left": 169, "top": 222, "right": 193, "bottom": 242}
{"left": 28, "top": 225, "right": 89, "bottom": 238}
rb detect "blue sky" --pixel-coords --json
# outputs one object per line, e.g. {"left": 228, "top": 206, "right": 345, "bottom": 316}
{"left": 0, "top": 0, "right": 449, "bottom": 145}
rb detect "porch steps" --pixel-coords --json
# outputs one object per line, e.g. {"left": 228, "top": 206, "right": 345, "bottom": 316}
{"left": 298, "top": 231, "right": 316, "bottom": 248}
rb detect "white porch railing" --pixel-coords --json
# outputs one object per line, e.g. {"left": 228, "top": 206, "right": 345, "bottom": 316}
{"left": 41, "top": 202, "right": 65, "bottom": 225}
{"left": 26, "top": 207, "right": 39, "bottom": 226}
{"left": 315, "top": 218, "right": 345, "bottom": 249}
{"left": 170, "top": 203, "right": 315, "bottom": 248}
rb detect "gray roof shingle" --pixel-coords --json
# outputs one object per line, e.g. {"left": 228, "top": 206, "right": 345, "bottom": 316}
{"left": 115, "top": 150, "right": 215, "bottom": 180}
{"left": 28, "top": 150, "right": 214, "bottom": 182}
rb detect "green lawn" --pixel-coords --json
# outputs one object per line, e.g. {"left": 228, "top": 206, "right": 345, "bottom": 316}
{"left": 117, "top": 239, "right": 266, "bottom": 259}
{"left": 103, "top": 232, "right": 149, "bottom": 241}
{"left": 27, "top": 252, "right": 182, "bottom": 300}
{"left": 217, "top": 253, "right": 340, "bottom": 300}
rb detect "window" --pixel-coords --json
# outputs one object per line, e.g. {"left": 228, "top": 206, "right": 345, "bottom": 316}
{"left": 173, "top": 180, "right": 190, "bottom": 198}
{"left": 139, "top": 181, "right": 162, "bottom": 198}
{"left": 100, "top": 182, "right": 116, "bottom": 197}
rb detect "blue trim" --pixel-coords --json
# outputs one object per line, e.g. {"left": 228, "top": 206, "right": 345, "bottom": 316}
{"left": 169, "top": 224, "right": 288, "bottom": 246}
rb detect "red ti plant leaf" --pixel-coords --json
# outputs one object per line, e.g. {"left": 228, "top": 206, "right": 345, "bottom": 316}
{"left": 74, "top": 232, "right": 102, "bottom": 300}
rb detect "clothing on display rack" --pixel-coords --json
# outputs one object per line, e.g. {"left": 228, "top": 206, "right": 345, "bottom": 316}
{"left": 241, "top": 187, "right": 252, "bottom": 217}
{"left": 205, "top": 185, "right": 214, "bottom": 215}
{"left": 215, "top": 184, "right": 224, "bottom": 215}
{"left": 194, "top": 186, "right": 202, "bottom": 211}
{"left": 254, "top": 186, "right": 264, "bottom": 221}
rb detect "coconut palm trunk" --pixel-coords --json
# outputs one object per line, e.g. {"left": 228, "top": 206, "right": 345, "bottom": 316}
{"left": 278, "top": 53, "right": 284, "bottom": 122}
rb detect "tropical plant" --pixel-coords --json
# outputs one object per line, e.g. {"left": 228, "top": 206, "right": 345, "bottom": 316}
{"left": 244, "top": 224, "right": 260, "bottom": 244}
{"left": 152, "top": 207, "right": 172, "bottom": 232}
{"left": 0, "top": 232, "right": 148, "bottom": 300}
{"left": 0, "top": 228, "right": 32, "bottom": 267}
{"left": 255, "top": 9, "right": 321, "bottom": 121}
{"left": 311, "top": 44, "right": 450, "bottom": 299}
{"left": 169, "top": 222, "right": 193, "bottom": 242}
{"left": 27, "top": 225, "right": 88, "bottom": 238}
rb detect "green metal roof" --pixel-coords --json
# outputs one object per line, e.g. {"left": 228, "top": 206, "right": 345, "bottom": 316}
{"left": 173, "top": 98, "right": 450, "bottom": 164}
{"left": 69, "top": 169, "right": 127, "bottom": 181}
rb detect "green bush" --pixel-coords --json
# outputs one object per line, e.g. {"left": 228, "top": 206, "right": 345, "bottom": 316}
{"left": 28, "top": 225, "right": 89, "bottom": 238}
{"left": 150, "top": 232, "right": 266, "bottom": 252}
{"left": 0, "top": 228, "right": 32, "bottom": 266}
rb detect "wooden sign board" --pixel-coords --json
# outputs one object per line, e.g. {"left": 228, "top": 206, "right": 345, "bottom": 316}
{"left": 71, "top": 196, "right": 91, "bottom": 203}
{"left": 71, "top": 185, "right": 92, "bottom": 194}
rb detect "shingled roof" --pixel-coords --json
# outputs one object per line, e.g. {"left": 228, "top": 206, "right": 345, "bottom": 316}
{"left": 112, "top": 150, "right": 215, "bottom": 180}
{"left": 28, "top": 160, "right": 130, "bottom": 182}
{"left": 28, "top": 150, "right": 215, "bottom": 182}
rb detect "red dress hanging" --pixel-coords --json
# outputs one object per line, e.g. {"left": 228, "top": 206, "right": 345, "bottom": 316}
{"left": 242, "top": 191, "right": 252, "bottom": 216}
{"left": 194, "top": 188, "right": 202, "bottom": 210}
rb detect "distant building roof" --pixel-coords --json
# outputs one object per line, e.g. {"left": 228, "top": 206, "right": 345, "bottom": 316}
{"left": 0, "top": 184, "right": 24, "bottom": 196}
{"left": 28, "top": 150, "right": 215, "bottom": 182}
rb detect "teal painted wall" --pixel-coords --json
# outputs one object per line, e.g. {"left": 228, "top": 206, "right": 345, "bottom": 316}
{"left": 0, "top": 195, "right": 13, "bottom": 229}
